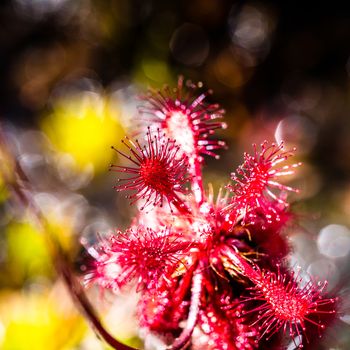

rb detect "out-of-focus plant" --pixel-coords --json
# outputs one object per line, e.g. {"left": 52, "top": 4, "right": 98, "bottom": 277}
{"left": 0, "top": 285, "right": 85, "bottom": 350}
{"left": 0, "top": 125, "right": 140, "bottom": 350}
{"left": 0, "top": 176, "right": 8, "bottom": 203}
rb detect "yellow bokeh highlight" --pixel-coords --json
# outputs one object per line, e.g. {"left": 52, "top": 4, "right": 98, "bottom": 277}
{"left": 0, "top": 287, "right": 85, "bottom": 350}
{"left": 3, "top": 216, "right": 77, "bottom": 286}
{"left": 41, "top": 92, "right": 124, "bottom": 175}
{"left": 4, "top": 222, "right": 53, "bottom": 286}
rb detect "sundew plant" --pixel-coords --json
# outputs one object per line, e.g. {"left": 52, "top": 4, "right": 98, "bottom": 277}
{"left": 85, "top": 77, "right": 337, "bottom": 350}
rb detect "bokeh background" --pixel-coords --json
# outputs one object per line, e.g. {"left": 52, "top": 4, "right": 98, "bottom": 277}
{"left": 1, "top": 0, "right": 350, "bottom": 349}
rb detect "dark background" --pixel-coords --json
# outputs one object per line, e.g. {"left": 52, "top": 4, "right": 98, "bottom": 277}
{"left": 1, "top": 0, "right": 350, "bottom": 183}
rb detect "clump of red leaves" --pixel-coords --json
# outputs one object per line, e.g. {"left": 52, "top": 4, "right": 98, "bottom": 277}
{"left": 86, "top": 78, "right": 337, "bottom": 349}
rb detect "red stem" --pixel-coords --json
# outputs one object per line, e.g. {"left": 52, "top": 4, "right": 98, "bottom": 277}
{"left": 167, "top": 268, "right": 203, "bottom": 350}
{"left": 189, "top": 155, "right": 205, "bottom": 205}
{"left": 57, "top": 252, "right": 136, "bottom": 350}
{"left": 171, "top": 193, "right": 192, "bottom": 216}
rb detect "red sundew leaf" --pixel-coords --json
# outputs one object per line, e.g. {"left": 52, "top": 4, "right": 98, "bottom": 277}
{"left": 88, "top": 226, "right": 192, "bottom": 292}
{"left": 139, "top": 76, "right": 227, "bottom": 160}
{"left": 225, "top": 141, "right": 300, "bottom": 225}
{"left": 219, "top": 246, "right": 337, "bottom": 347}
{"left": 110, "top": 128, "right": 189, "bottom": 213}
{"left": 244, "top": 267, "right": 337, "bottom": 346}
{"left": 83, "top": 238, "right": 121, "bottom": 293}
